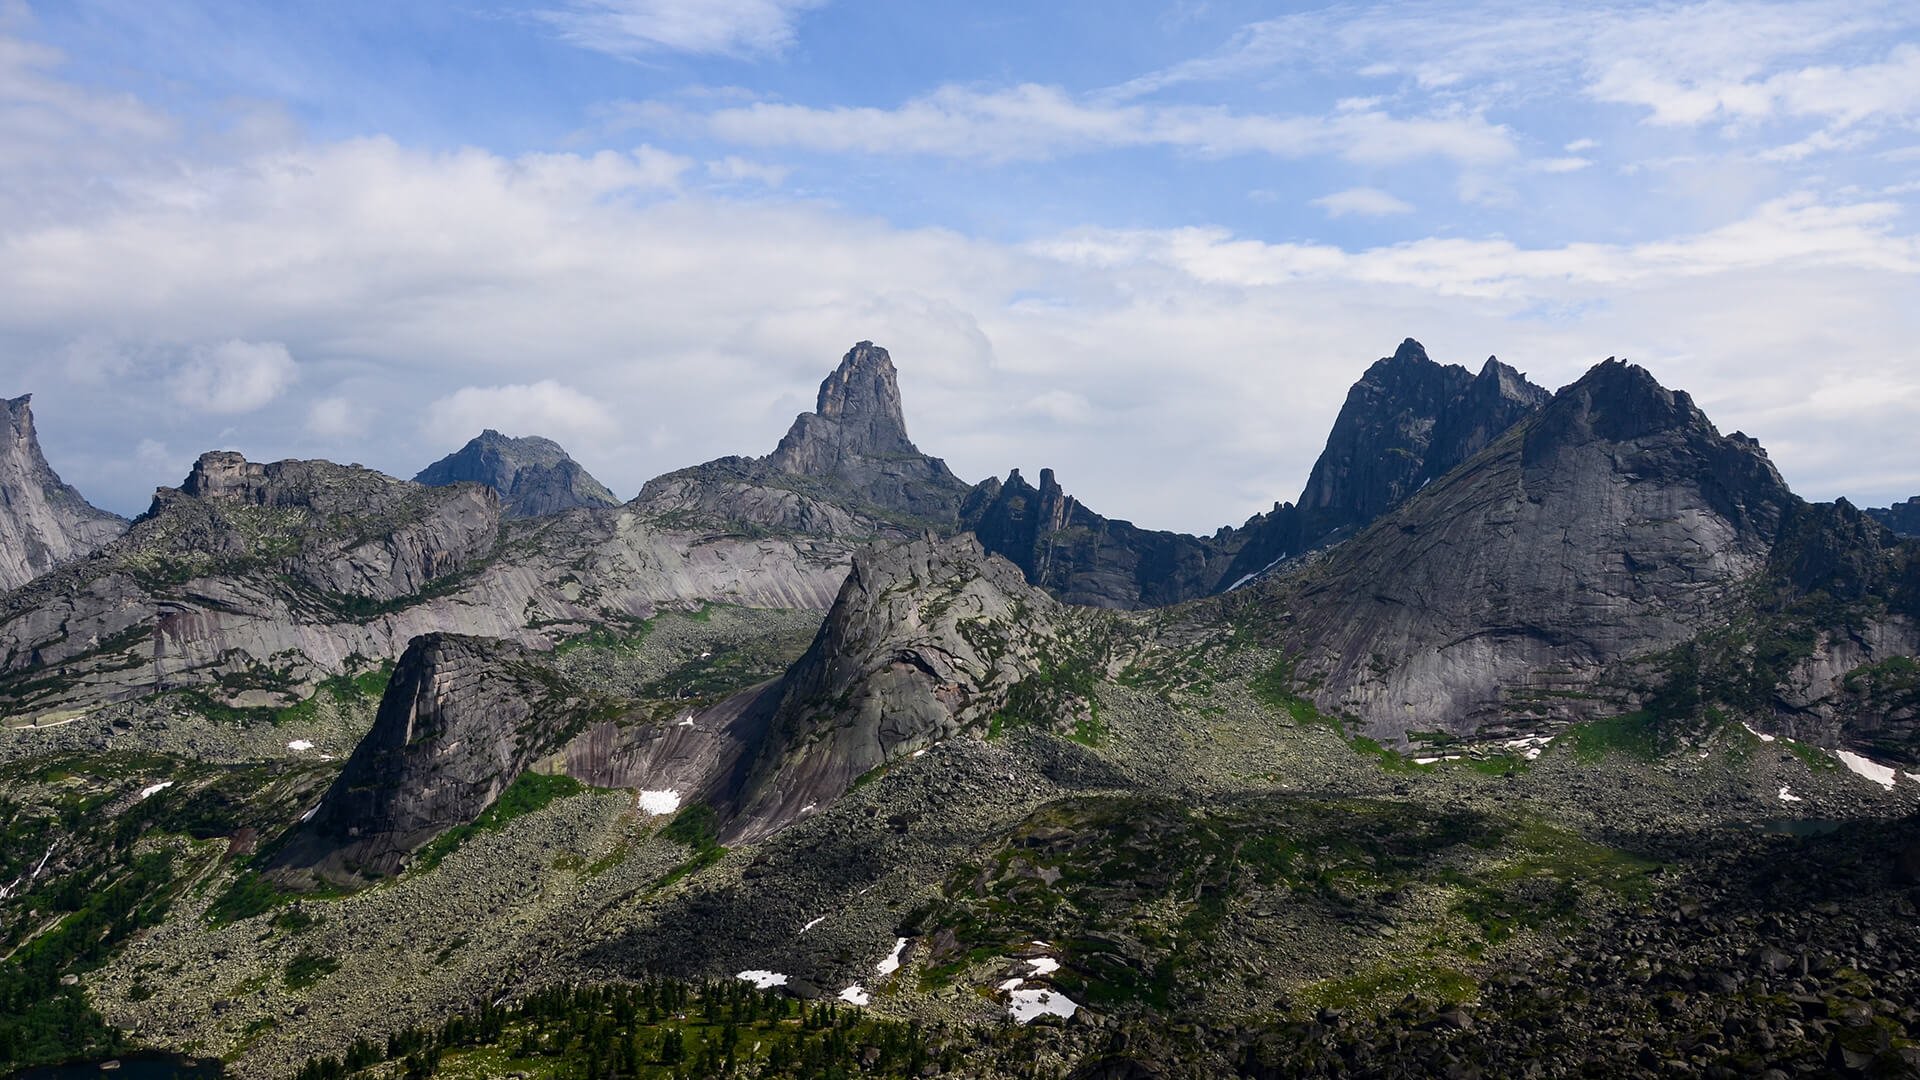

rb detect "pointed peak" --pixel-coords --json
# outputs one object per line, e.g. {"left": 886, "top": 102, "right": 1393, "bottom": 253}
{"left": 1391, "top": 338, "right": 1430, "bottom": 364}
{"left": 817, "top": 341, "right": 901, "bottom": 418}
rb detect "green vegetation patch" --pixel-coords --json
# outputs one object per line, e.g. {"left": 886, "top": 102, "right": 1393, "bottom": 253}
{"left": 415, "top": 772, "right": 588, "bottom": 872}
{"left": 284, "top": 950, "right": 341, "bottom": 990}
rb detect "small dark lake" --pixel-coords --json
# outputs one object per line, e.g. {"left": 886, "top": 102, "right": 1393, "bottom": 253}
{"left": 1749, "top": 818, "right": 1848, "bottom": 838}
{"left": 12, "top": 1053, "right": 222, "bottom": 1080}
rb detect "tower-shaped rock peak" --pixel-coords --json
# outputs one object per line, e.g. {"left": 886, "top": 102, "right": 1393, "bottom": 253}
{"left": 770, "top": 341, "right": 919, "bottom": 474}
{"left": 0, "top": 394, "right": 126, "bottom": 591}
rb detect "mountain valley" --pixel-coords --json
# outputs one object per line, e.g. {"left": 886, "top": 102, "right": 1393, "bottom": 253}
{"left": 3, "top": 340, "right": 1920, "bottom": 1079}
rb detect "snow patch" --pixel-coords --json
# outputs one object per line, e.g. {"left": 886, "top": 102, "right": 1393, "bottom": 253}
{"left": 1742, "top": 723, "right": 1776, "bottom": 743}
{"left": 1835, "top": 750, "right": 1899, "bottom": 790}
{"left": 676, "top": 714, "right": 695, "bottom": 728}
{"left": 875, "top": 937, "right": 908, "bottom": 976}
{"left": 998, "top": 977, "right": 1025, "bottom": 991}
{"left": 737, "top": 970, "right": 787, "bottom": 989}
{"left": 911, "top": 748, "right": 927, "bottom": 758}
{"left": 800, "top": 803, "right": 818, "bottom": 814}
{"left": 1026, "top": 957, "right": 1060, "bottom": 976}
{"left": 287, "top": 740, "right": 314, "bottom": 752}
{"left": 801, "top": 915, "right": 826, "bottom": 934}
{"left": 838, "top": 984, "right": 870, "bottom": 1006}
{"left": 138, "top": 781, "right": 174, "bottom": 800}
{"left": 1008, "top": 988, "right": 1079, "bottom": 1024}
{"left": 1778, "top": 785, "right": 1803, "bottom": 803}
{"left": 299, "top": 804, "right": 320, "bottom": 823}
{"left": 637, "top": 790, "right": 682, "bottom": 815}
{"left": 1502, "top": 735, "right": 1554, "bottom": 761}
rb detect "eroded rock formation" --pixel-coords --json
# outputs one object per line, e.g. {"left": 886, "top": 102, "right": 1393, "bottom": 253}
{"left": 415, "top": 430, "right": 620, "bottom": 518}
{"left": 0, "top": 394, "right": 125, "bottom": 593}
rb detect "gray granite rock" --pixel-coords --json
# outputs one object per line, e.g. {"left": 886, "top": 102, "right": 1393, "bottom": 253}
{"left": 0, "top": 394, "right": 125, "bottom": 593}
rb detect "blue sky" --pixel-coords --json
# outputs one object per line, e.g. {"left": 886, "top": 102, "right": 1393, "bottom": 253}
{"left": 2, "top": 0, "right": 1918, "bottom": 529}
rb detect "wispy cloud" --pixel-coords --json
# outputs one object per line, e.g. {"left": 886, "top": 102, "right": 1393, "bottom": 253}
{"left": 628, "top": 83, "right": 1517, "bottom": 166}
{"left": 532, "top": 0, "right": 828, "bottom": 60}
{"left": 1311, "top": 187, "right": 1415, "bottom": 218}
{"left": 1114, "top": 1, "right": 1920, "bottom": 160}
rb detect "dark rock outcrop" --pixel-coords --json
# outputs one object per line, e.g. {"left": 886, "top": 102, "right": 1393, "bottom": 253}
{"left": 1216, "top": 342, "right": 1549, "bottom": 591}
{"left": 634, "top": 342, "right": 972, "bottom": 537}
{"left": 960, "top": 468, "right": 1232, "bottom": 609}
{"left": 725, "top": 533, "right": 1066, "bottom": 840}
{"left": 278, "top": 633, "right": 569, "bottom": 881}
{"left": 0, "top": 452, "right": 849, "bottom": 721}
{"left": 1867, "top": 496, "right": 1920, "bottom": 537}
{"left": 415, "top": 430, "right": 620, "bottom": 518}
{"left": 1272, "top": 358, "right": 1795, "bottom": 742}
{"left": 0, "top": 394, "right": 125, "bottom": 592}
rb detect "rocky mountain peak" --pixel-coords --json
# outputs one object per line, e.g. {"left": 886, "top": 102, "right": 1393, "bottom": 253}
{"left": 769, "top": 341, "right": 921, "bottom": 475}
{"left": 278, "top": 633, "right": 568, "bottom": 883}
{"left": 1866, "top": 495, "right": 1920, "bottom": 537}
{"left": 728, "top": 533, "right": 1064, "bottom": 839}
{"left": 0, "top": 393, "right": 126, "bottom": 592}
{"left": 415, "top": 429, "right": 619, "bottom": 519}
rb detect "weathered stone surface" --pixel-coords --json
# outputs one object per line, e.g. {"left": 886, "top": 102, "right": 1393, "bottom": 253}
{"left": 634, "top": 342, "right": 971, "bottom": 536}
{"left": 1216, "top": 342, "right": 1550, "bottom": 592}
{"left": 726, "top": 534, "right": 1061, "bottom": 840}
{"left": 272, "top": 633, "right": 597, "bottom": 882}
{"left": 0, "top": 454, "right": 852, "bottom": 721}
{"left": 1866, "top": 495, "right": 1920, "bottom": 537}
{"left": 0, "top": 394, "right": 125, "bottom": 593}
{"left": 960, "top": 468, "right": 1232, "bottom": 610}
{"left": 1275, "top": 358, "right": 1794, "bottom": 742}
{"left": 415, "top": 429, "right": 620, "bottom": 518}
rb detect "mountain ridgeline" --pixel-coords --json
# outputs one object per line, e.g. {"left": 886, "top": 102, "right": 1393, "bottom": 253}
{"left": 8, "top": 335, "right": 1920, "bottom": 1080}
{"left": 414, "top": 429, "right": 620, "bottom": 518}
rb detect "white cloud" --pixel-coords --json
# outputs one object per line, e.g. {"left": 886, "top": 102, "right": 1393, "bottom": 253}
{"left": 0, "top": 74, "right": 1916, "bottom": 525}
{"left": 634, "top": 83, "right": 1517, "bottom": 166}
{"left": 1311, "top": 187, "right": 1414, "bottom": 218}
{"left": 1564, "top": 137, "right": 1598, "bottom": 152}
{"left": 1117, "top": 1, "right": 1920, "bottom": 157}
{"left": 1534, "top": 156, "right": 1592, "bottom": 173}
{"left": 426, "top": 381, "right": 619, "bottom": 447}
{"left": 307, "top": 396, "right": 368, "bottom": 438}
{"left": 534, "top": 0, "right": 827, "bottom": 59}
{"left": 706, "top": 155, "right": 790, "bottom": 187}
{"left": 167, "top": 340, "right": 297, "bottom": 414}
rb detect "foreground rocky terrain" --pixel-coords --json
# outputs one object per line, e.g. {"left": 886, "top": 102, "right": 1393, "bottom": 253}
{"left": 3, "top": 338, "right": 1919, "bottom": 1079}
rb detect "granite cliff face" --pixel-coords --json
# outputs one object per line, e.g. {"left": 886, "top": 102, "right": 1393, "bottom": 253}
{"left": 415, "top": 430, "right": 620, "bottom": 518}
{"left": 1867, "top": 496, "right": 1920, "bottom": 538}
{"left": 1272, "top": 359, "right": 1794, "bottom": 743}
{"left": 277, "top": 633, "right": 577, "bottom": 882}
{"left": 635, "top": 342, "right": 971, "bottom": 537}
{"left": 726, "top": 533, "right": 1069, "bottom": 840}
{"left": 959, "top": 468, "right": 1231, "bottom": 609}
{"left": 0, "top": 453, "right": 850, "bottom": 721}
{"left": 1216, "top": 342, "right": 1550, "bottom": 591}
{"left": 0, "top": 395, "right": 126, "bottom": 593}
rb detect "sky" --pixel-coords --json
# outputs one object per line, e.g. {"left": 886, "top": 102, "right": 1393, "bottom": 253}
{"left": 2, "top": 0, "right": 1917, "bottom": 531}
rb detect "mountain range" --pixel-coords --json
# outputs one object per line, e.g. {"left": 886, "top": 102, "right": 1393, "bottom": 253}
{"left": 3, "top": 339, "right": 1919, "bottom": 1079}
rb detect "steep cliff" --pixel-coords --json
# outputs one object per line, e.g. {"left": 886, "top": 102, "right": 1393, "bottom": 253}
{"left": 1867, "top": 496, "right": 1920, "bottom": 538}
{"left": 725, "top": 534, "right": 1074, "bottom": 840}
{"left": 0, "top": 394, "right": 125, "bottom": 592}
{"left": 1271, "top": 358, "right": 1794, "bottom": 743}
{"left": 1217, "top": 342, "right": 1550, "bottom": 591}
{"left": 960, "top": 468, "right": 1232, "bottom": 609}
{"left": 634, "top": 342, "right": 972, "bottom": 537}
{"left": 415, "top": 430, "right": 620, "bottom": 518}
{"left": 277, "top": 634, "right": 579, "bottom": 881}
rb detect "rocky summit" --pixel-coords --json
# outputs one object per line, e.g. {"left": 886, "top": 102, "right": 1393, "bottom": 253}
{"left": 0, "top": 394, "right": 125, "bottom": 592}
{"left": 1869, "top": 495, "right": 1920, "bottom": 537}
{"left": 5, "top": 337, "right": 1920, "bottom": 1080}
{"left": 415, "top": 429, "right": 620, "bottom": 518}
